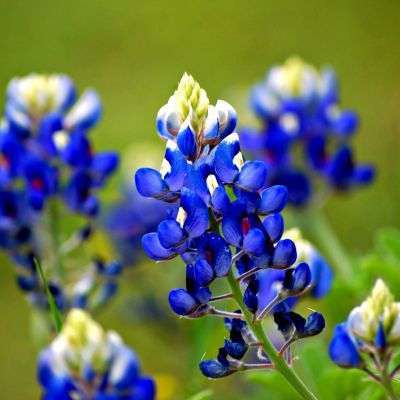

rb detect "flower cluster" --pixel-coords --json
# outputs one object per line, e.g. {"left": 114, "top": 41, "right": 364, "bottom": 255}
{"left": 135, "top": 73, "right": 326, "bottom": 379}
{"left": 240, "top": 57, "right": 375, "bottom": 207}
{"left": 0, "top": 74, "right": 121, "bottom": 313}
{"left": 330, "top": 280, "right": 400, "bottom": 387}
{"left": 38, "top": 309, "right": 156, "bottom": 399}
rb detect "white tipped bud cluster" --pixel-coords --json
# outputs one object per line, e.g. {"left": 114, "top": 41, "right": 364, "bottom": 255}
{"left": 52, "top": 309, "right": 121, "bottom": 376}
{"left": 174, "top": 73, "right": 209, "bottom": 132}
{"left": 9, "top": 74, "right": 64, "bottom": 117}
{"left": 348, "top": 279, "right": 400, "bottom": 344}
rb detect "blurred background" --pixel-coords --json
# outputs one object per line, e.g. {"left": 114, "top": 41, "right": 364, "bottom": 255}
{"left": 0, "top": 0, "right": 399, "bottom": 398}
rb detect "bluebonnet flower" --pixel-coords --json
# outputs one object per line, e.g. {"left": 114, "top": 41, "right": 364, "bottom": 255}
{"left": 38, "top": 309, "right": 156, "bottom": 400}
{"left": 240, "top": 57, "right": 375, "bottom": 207}
{"left": 0, "top": 74, "right": 121, "bottom": 316}
{"left": 136, "top": 73, "right": 325, "bottom": 381}
{"left": 330, "top": 280, "right": 400, "bottom": 392}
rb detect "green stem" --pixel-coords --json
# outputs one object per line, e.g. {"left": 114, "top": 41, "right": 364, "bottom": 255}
{"left": 293, "top": 208, "right": 353, "bottom": 280}
{"left": 382, "top": 374, "right": 399, "bottom": 400}
{"left": 48, "top": 198, "right": 63, "bottom": 280}
{"left": 226, "top": 269, "right": 318, "bottom": 400}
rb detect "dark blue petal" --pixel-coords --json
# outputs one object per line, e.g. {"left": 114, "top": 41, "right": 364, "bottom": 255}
{"left": 157, "top": 220, "right": 187, "bottom": 249}
{"left": 236, "top": 161, "right": 267, "bottom": 191}
{"left": 91, "top": 152, "right": 119, "bottom": 181}
{"left": 329, "top": 326, "right": 361, "bottom": 368}
{"left": 302, "top": 312, "right": 325, "bottom": 337}
{"left": 142, "top": 233, "right": 176, "bottom": 261}
{"left": 239, "top": 127, "right": 266, "bottom": 153}
{"left": 62, "top": 131, "right": 92, "bottom": 167}
{"left": 272, "top": 239, "right": 297, "bottom": 268}
{"left": 211, "top": 186, "right": 230, "bottom": 214}
{"left": 263, "top": 213, "right": 284, "bottom": 243}
{"left": 214, "top": 133, "right": 242, "bottom": 183}
{"left": 224, "top": 339, "right": 247, "bottom": 360}
{"left": 194, "top": 258, "right": 214, "bottom": 286}
{"left": 199, "top": 359, "right": 235, "bottom": 378}
{"left": 133, "top": 377, "right": 156, "bottom": 400}
{"left": 332, "top": 111, "right": 358, "bottom": 135}
{"left": 168, "top": 288, "right": 199, "bottom": 316}
{"left": 135, "top": 168, "right": 168, "bottom": 198}
{"left": 180, "top": 188, "right": 209, "bottom": 238}
{"left": 375, "top": 321, "right": 386, "bottom": 350}
{"left": 353, "top": 164, "right": 375, "bottom": 186}
{"left": 243, "top": 228, "right": 265, "bottom": 257}
{"left": 258, "top": 185, "right": 288, "bottom": 215}
{"left": 177, "top": 119, "right": 196, "bottom": 158}
{"left": 163, "top": 141, "right": 188, "bottom": 191}
{"left": 222, "top": 210, "right": 243, "bottom": 247}
{"left": 283, "top": 262, "right": 311, "bottom": 295}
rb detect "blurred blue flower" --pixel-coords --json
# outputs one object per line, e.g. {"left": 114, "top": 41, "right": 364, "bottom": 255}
{"left": 0, "top": 73, "right": 121, "bottom": 315}
{"left": 38, "top": 309, "right": 156, "bottom": 400}
{"left": 240, "top": 57, "right": 375, "bottom": 207}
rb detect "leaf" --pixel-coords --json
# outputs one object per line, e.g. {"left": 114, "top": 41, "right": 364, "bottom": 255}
{"left": 34, "top": 258, "right": 63, "bottom": 333}
{"left": 377, "top": 227, "right": 400, "bottom": 262}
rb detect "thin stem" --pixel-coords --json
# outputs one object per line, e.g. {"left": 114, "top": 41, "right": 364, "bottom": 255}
{"left": 232, "top": 250, "right": 245, "bottom": 264}
{"left": 48, "top": 198, "right": 63, "bottom": 280}
{"left": 208, "top": 307, "right": 244, "bottom": 320}
{"left": 209, "top": 293, "right": 234, "bottom": 302}
{"left": 256, "top": 294, "right": 283, "bottom": 321}
{"left": 242, "top": 363, "right": 274, "bottom": 370}
{"left": 226, "top": 269, "right": 318, "bottom": 400}
{"left": 236, "top": 267, "right": 260, "bottom": 282}
{"left": 390, "top": 365, "right": 400, "bottom": 379}
{"left": 293, "top": 208, "right": 352, "bottom": 280}
{"left": 279, "top": 335, "right": 296, "bottom": 357}
{"left": 362, "top": 368, "right": 381, "bottom": 383}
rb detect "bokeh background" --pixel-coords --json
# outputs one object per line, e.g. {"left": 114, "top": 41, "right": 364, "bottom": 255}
{"left": 0, "top": 1, "right": 400, "bottom": 399}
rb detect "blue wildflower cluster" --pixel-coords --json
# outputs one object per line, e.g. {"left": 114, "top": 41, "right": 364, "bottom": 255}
{"left": 330, "top": 280, "right": 400, "bottom": 385}
{"left": 0, "top": 74, "right": 121, "bottom": 313}
{"left": 135, "top": 73, "right": 326, "bottom": 378}
{"left": 38, "top": 309, "right": 156, "bottom": 399}
{"left": 240, "top": 57, "right": 375, "bottom": 207}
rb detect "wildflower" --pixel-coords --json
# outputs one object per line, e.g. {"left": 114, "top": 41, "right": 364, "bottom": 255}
{"left": 136, "top": 73, "right": 325, "bottom": 387}
{"left": 240, "top": 57, "right": 375, "bottom": 207}
{"left": 330, "top": 280, "right": 400, "bottom": 396}
{"left": 38, "top": 309, "right": 156, "bottom": 399}
{"left": 0, "top": 73, "right": 121, "bottom": 315}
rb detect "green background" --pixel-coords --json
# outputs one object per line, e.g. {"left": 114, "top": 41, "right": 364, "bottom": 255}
{"left": 0, "top": 1, "right": 399, "bottom": 399}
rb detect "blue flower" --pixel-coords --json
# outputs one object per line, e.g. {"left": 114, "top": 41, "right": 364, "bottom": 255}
{"left": 38, "top": 309, "right": 156, "bottom": 400}
{"left": 240, "top": 57, "right": 375, "bottom": 207}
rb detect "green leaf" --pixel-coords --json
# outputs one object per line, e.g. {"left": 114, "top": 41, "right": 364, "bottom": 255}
{"left": 34, "top": 258, "right": 63, "bottom": 334}
{"left": 377, "top": 227, "right": 400, "bottom": 262}
{"left": 187, "top": 389, "right": 213, "bottom": 400}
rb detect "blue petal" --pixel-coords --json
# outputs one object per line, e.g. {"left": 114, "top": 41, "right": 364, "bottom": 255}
{"left": 142, "top": 233, "right": 176, "bottom": 261}
{"left": 91, "top": 152, "right": 119, "bottom": 181}
{"left": 302, "top": 312, "right": 325, "bottom": 337}
{"left": 375, "top": 321, "right": 386, "bottom": 350}
{"left": 133, "top": 377, "right": 156, "bottom": 400}
{"left": 135, "top": 168, "right": 168, "bottom": 198}
{"left": 194, "top": 258, "right": 214, "bottom": 286}
{"left": 110, "top": 347, "right": 139, "bottom": 391}
{"left": 177, "top": 119, "right": 196, "bottom": 158}
{"left": 163, "top": 141, "right": 187, "bottom": 191}
{"left": 168, "top": 288, "right": 199, "bottom": 316}
{"left": 258, "top": 185, "right": 288, "bottom": 215}
{"left": 329, "top": 326, "right": 361, "bottom": 368}
{"left": 263, "top": 213, "right": 284, "bottom": 243}
{"left": 157, "top": 219, "right": 187, "bottom": 249}
{"left": 203, "top": 105, "right": 220, "bottom": 143}
{"left": 214, "top": 133, "right": 242, "bottom": 183}
{"left": 272, "top": 239, "right": 297, "bottom": 268}
{"left": 222, "top": 207, "right": 243, "bottom": 247}
{"left": 199, "top": 359, "right": 234, "bottom": 378}
{"left": 239, "top": 127, "right": 266, "bottom": 153}
{"left": 309, "top": 252, "right": 333, "bottom": 298}
{"left": 156, "top": 104, "right": 177, "bottom": 141}
{"left": 62, "top": 131, "right": 92, "bottom": 167}
{"left": 180, "top": 188, "right": 209, "bottom": 238}
{"left": 211, "top": 186, "right": 230, "bottom": 214}
{"left": 332, "top": 110, "right": 358, "bottom": 135}
{"left": 215, "top": 100, "right": 237, "bottom": 139}
{"left": 353, "top": 164, "right": 375, "bottom": 186}
{"left": 243, "top": 228, "right": 265, "bottom": 257}
{"left": 283, "top": 262, "right": 311, "bottom": 294}
{"left": 65, "top": 89, "right": 102, "bottom": 130}
{"left": 236, "top": 161, "right": 267, "bottom": 191}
